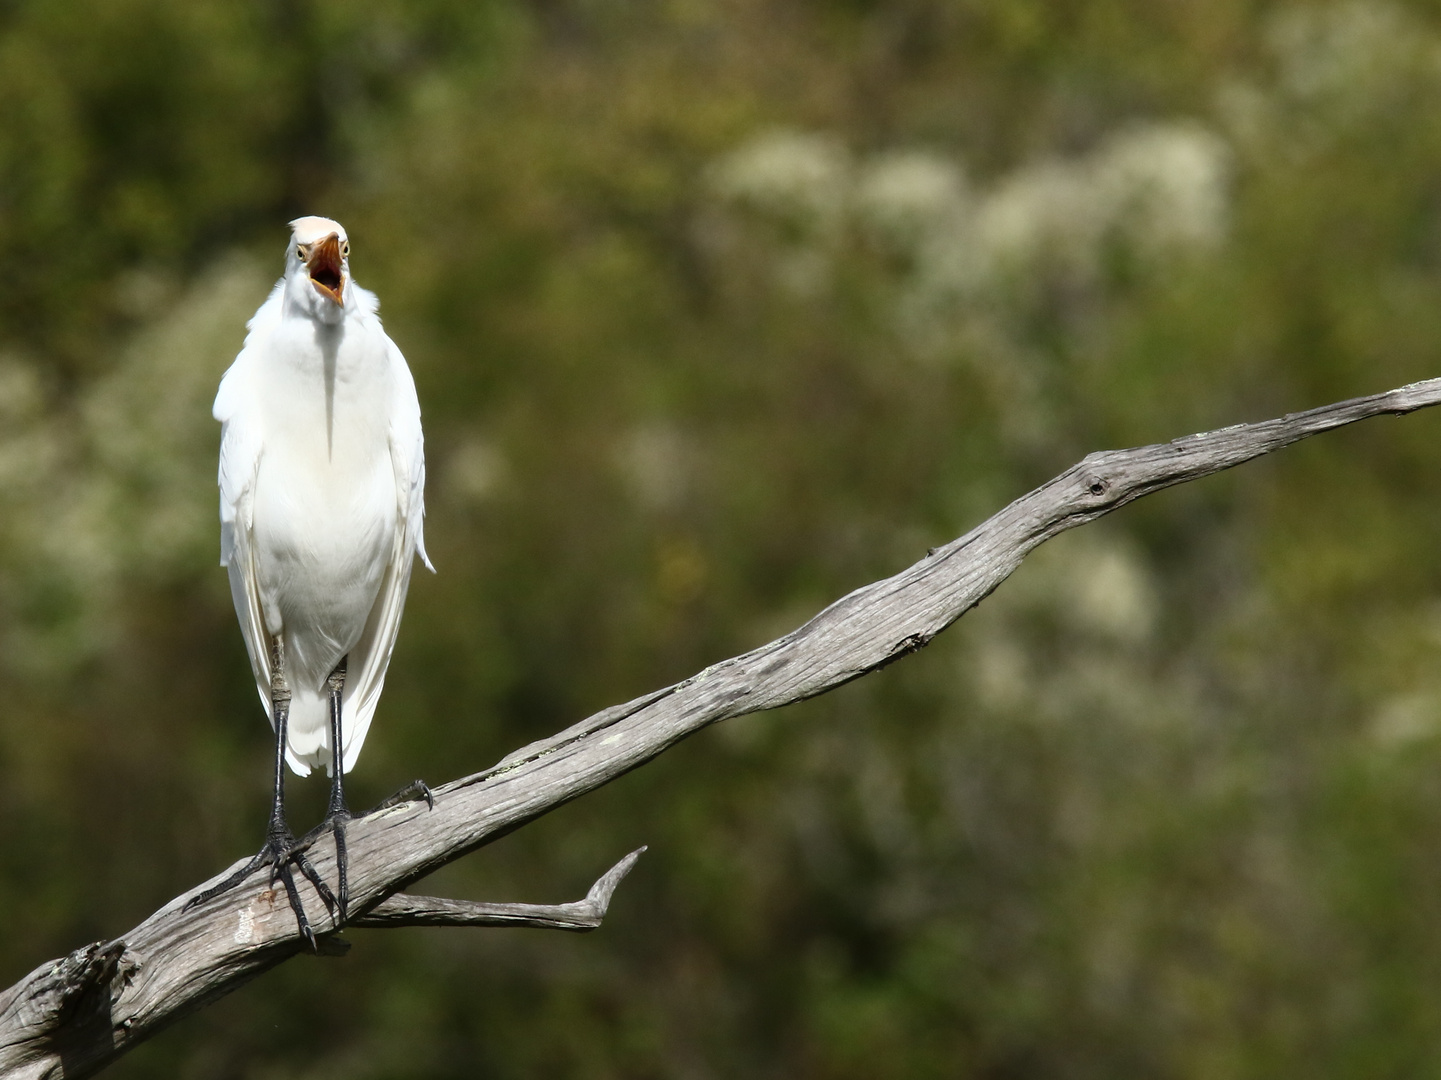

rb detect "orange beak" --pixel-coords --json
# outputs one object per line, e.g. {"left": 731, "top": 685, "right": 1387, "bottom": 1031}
{"left": 305, "top": 234, "right": 344, "bottom": 305}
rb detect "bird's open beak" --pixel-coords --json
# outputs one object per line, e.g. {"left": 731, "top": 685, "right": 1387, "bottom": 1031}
{"left": 306, "top": 234, "right": 344, "bottom": 305}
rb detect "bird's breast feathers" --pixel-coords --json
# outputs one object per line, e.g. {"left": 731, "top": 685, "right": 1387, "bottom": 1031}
{"left": 218, "top": 288, "right": 415, "bottom": 634}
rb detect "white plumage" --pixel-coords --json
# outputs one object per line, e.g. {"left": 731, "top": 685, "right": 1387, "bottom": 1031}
{"left": 214, "top": 216, "right": 432, "bottom": 777}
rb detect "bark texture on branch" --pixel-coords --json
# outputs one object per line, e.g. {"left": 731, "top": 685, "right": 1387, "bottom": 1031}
{"left": 3, "top": 377, "right": 1440, "bottom": 1079}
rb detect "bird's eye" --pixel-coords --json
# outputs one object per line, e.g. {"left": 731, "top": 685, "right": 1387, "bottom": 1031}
{"left": 296, "top": 244, "right": 309, "bottom": 261}
{"left": 340, "top": 241, "right": 350, "bottom": 258}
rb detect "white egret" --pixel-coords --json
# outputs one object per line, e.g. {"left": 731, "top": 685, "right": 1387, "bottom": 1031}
{"left": 186, "top": 217, "right": 434, "bottom": 946}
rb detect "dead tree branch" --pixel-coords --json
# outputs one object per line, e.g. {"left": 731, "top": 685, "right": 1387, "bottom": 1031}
{"left": 352, "top": 846, "right": 647, "bottom": 931}
{"left": 3, "top": 376, "right": 1440, "bottom": 1078}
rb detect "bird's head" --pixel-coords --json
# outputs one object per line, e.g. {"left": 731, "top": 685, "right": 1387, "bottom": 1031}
{"left": 286, "top": 216, "right": 351, "bottom": 320}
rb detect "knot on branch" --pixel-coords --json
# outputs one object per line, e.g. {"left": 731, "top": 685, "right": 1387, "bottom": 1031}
{"left": 877, "top": 632, "right": 931, "bottom": 671}
{"left": 1066, "top": 453, "right": 1120, "bottom": 513}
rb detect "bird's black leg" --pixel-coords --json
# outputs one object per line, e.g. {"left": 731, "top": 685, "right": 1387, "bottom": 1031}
{"left": 185, "top": 635, "right": 336, "bottom": 951}
{"left": 322, "top": 656, "right": 351, "bottom": 922}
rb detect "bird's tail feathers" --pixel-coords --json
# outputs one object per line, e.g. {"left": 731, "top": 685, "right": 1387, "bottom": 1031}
{"left": 281, "top": 683, "right": 380, "bottom": 778}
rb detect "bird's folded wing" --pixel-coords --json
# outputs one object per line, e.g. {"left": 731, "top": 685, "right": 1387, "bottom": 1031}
{"left": 214, "top": 349, "right": 274, "bottom": 720}
{"left": 338, "top": 341, "right": 433, "bottom": 772}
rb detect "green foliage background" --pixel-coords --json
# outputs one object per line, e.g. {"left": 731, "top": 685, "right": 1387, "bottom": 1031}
{"left": 5, "top": 0, "right": 1441, "bottom": 1075}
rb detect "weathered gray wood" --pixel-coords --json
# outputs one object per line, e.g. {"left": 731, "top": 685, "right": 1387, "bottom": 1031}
{"left": 2, "top": 376, "right": 1439, "bottom": 1078}
{"left": 352, "top": 847, "right": 646, "bottom": 930}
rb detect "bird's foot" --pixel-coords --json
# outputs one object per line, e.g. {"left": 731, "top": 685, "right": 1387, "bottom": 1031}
{"left": 303, "top": 780, "right": 433, "bottom": 923}
{"left": 184, "top": 821, "right": 337, "bottom": 953}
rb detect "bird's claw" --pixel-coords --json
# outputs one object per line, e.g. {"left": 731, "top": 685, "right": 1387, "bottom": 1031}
{"left": 183, "top": 780, "right": 428, "bottom": 945}
{"left": 364, "top": 778, "right": 434, "bottom": 816}
{"left": 184, "top": 825, "right": 337, "bottom": 952}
